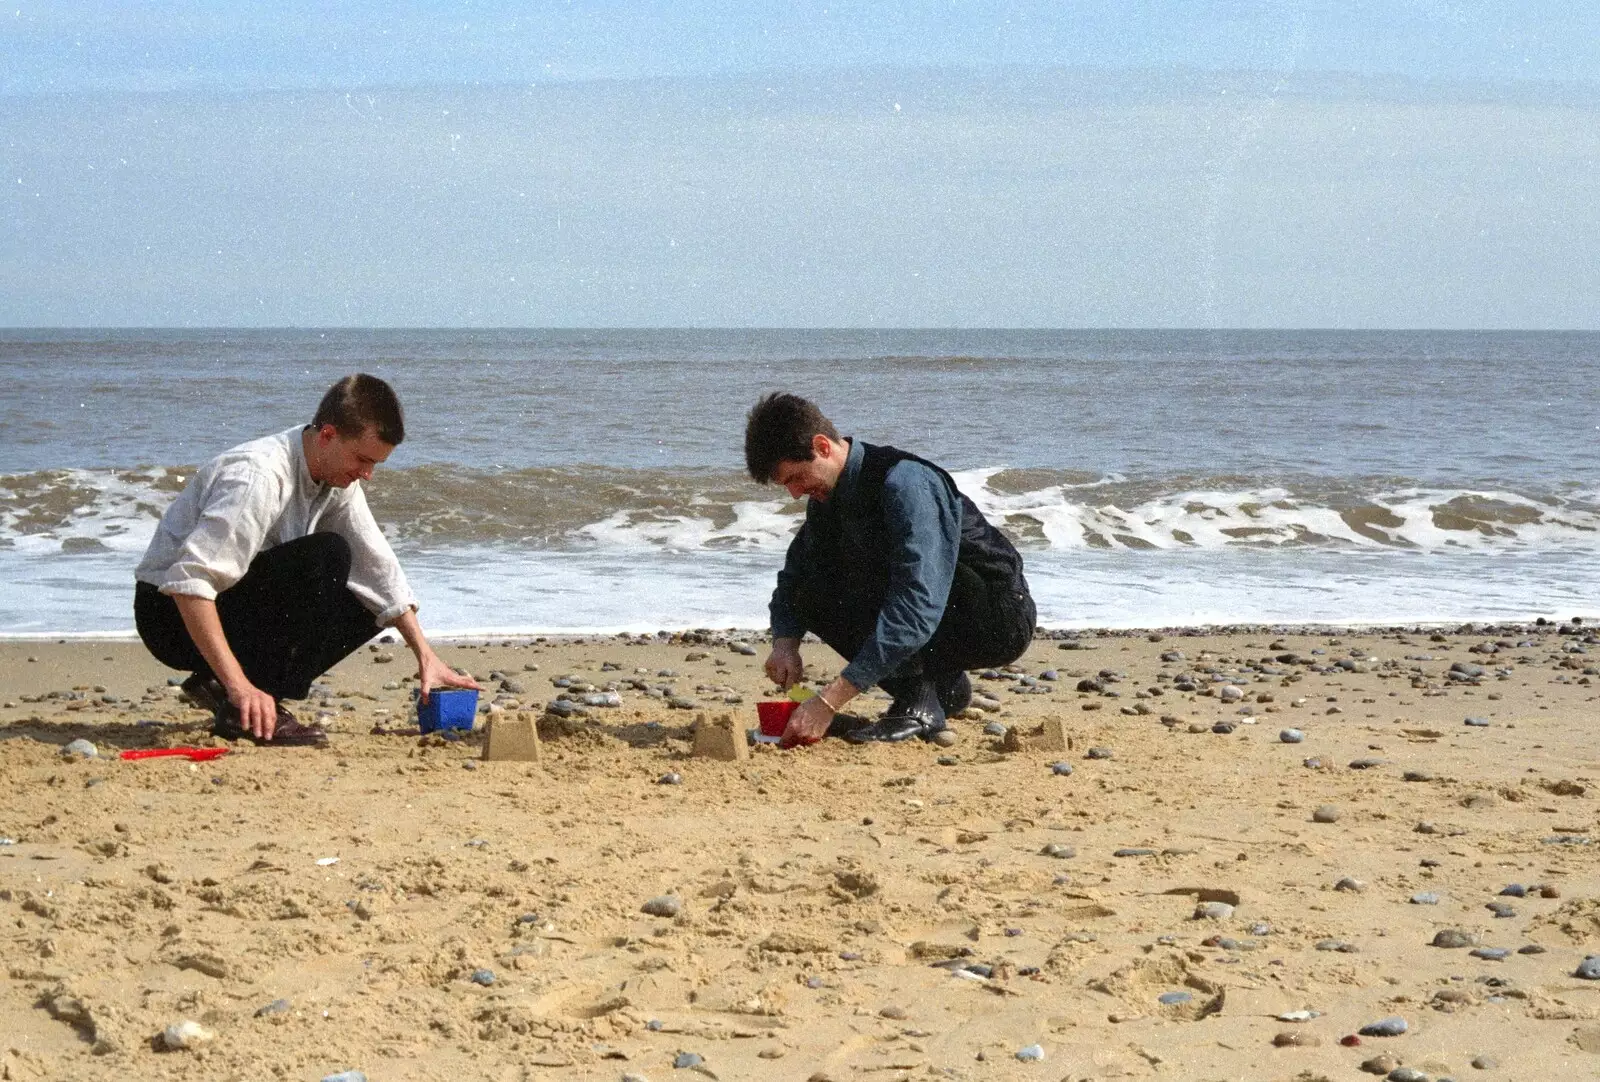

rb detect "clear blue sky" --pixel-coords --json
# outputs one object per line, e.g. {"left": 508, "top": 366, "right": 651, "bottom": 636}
{"left": 7, "top": 2, "right": 1599, "bottom": 91}
{"left": 3, "top": 3, "right": 1598, "bottom": 327}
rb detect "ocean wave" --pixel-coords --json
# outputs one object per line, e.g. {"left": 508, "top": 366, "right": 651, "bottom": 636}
{"left": 4, "top": 463, "right": 1599, "bottom": 558}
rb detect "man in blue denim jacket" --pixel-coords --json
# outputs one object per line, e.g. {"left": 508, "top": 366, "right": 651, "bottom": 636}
{"left": 746, "top": 393, "right": 1036, "bottom": 745}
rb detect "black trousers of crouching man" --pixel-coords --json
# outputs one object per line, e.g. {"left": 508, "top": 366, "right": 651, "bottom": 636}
{"left": 135, "top": 533, "right": 382, "bottom": 701}
{"left": 792, "top": 556, "right": 1036, "bottom": 694}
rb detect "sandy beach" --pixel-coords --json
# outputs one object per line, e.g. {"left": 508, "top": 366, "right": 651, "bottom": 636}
{"left": 4, "top": 623, "right": 1600, "bottom": 1082}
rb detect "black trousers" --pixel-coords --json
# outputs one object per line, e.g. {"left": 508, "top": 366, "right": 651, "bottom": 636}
{"left": 795, "top": 559, "right": 1037, "bottom": 691}
{"left": 135, "top": 533, "right": 381, "bottom": 701}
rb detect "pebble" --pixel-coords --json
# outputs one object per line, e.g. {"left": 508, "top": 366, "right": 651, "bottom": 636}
{"left": 1040, "top": 843, "right": 1076, "bottom": 859}
{"left": 1433, "top": 929, "right": 1476, "bottom": 948}
{"left": 1469, "top": 947, "right": 1509, "bottom": 960}
{"left": 1211, "top": 722, "right": 1236, "bottom": 734}
{"left": 1050, "top": 761, "right": 1074, "bottom": 776}
{"left": 1403, "top": 770, "right": 1435, "bottom": 782}
{"left": 657, "top": 772, "right": 682, "bottom": 785}
{"left": 1277, "top": 1009, "right": 1320, "bottom": 1022}
{"left": 932, "top": 730, "right": 958, "bottom": 747}
{"left": 1486, "top": 901, "right": 1516, "bottom": 918}
{"left": 1361, "top": 1053, "right": 1400, "bottom": 1073}
{"left": 1470, "top": 1055, "right": 1499, "bottom": 1069}
{"left": 160, "top": 1020, "right": 215, "bottom": 1050}
{"left": 983, "top": 721, "right": 1007, "bottom": 736}
{"left": 1388, "top": 1069, "right": 1429, "bottom": 1082}
{"left": 1349, "top": 757, "right": 1387, "bottom": 769}
{"left": 1335, "top": 876, "right": 1366, "bottom": 892}
{"left": 1193, "top": 901, "right": 1234, "bottom": 920}
{"left": 1358, "top": 1017, "right": 1409, "bottom": 1037}
{"left": 1249, "top": 922, "right": 1273, "bottom": 935}
{"left": 1157, "top": 991, "right": 1192, "bottom": 1005}
{"left": 61, "top": 738, "right": 97, "bottom": 759}
{"left": 254, "top": 998, "right": 291, "bottom": 1017}
{"left": 1303, "top": 756, "right": 1325, "bottom": 769}
{"left": 1410, "top": 892, "right": 1441, "bottom": 905}
{"left": 1313, "top": 805, "right": 1341, "bottom": 823}
{"left": 642, "top": 895, "right": 682, "bottom": 918}
{"left": 1218, "top": 685, "right": 1244, "bottom": 702}
{"left": 1114, "top": 848, "right": 1155, "bottom": 857}
{"left": 1463, "top": 716, "right": 1490, "bottom": 727}
{"left": 1316, "top": 939, "right": 1358, "bottom": 952}
{"left": 470, "top": 968, "right": 495, "bottom": 986}
{"left": 320, "top": 1073, "right": 367, "bottom": 1082}
{"left": 1273, "top": 1031, "right": 1320, "bottom": 1047}
{"left": 1499, "top": 883, "right": 1527, "bottom": 897}
{"left": 1280, "top": 728, "right": 1305, "bottom": 743}
{"left": 673, "top": 1052, "right": 704, "bottom": 1068}
{"left": 1575, "top": 956, "right": 1600, "bottom": 980}
{"left": 1086, "top": 746, "right": 1113, "bottom": 759}
{"left": 1014, "top": 1044, "right": 1045, "bottom": 1061}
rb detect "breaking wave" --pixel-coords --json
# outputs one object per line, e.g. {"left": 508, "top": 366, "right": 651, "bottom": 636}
{"left": 5, "top": 463, "right": 1600, "bottom": 558}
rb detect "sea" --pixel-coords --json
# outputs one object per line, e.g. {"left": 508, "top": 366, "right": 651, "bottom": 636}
{"left": 1, "top": 328, "right": 1596, "bottom": 638}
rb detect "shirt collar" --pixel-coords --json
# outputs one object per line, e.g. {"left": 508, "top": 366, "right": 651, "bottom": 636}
{"left": 832, "top": 437, "right": 864, "bottom": 503}
{"left": 292, "top": 425, "right": 321, "bottom": 491}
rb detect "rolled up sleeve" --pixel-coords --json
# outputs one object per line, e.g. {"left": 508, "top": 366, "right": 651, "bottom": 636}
{"left": 839, "top": 464, "right": 961, "bottom": 691}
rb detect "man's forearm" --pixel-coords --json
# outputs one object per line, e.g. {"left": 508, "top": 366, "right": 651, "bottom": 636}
{"left": 172, "top": 594, "right": 250, "bottom": 691}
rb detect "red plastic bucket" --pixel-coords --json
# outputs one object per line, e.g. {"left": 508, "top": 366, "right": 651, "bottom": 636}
{"left": 755, "top": 700, "right": 798, "bottom": 736}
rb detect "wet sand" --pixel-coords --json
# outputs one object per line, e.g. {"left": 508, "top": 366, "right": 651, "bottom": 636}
{"left": 4, "top": 623, "right": 1600, "bottom": 1081}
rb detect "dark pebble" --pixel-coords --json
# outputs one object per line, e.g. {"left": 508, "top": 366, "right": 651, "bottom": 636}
{"left": 1212, "top": 722, "right": 1236, "bottom": 734}
{"left": 1517, "top": 944, "right": 1546, "bottom": 954}
{"left": 1051, "top": 762, "right": 1074, "bottom": 776}
{"left": 1464, "top": 716, "right": 1490, "bottom": 727}
{"left": 1575, "top": 956, "right": 1600, "bottom": 980}
{"left": 1499, "top": 883, "right": 1526, "bottom": 897}
{"left": 254, "top": 998, "right": 291, "bottom": 1017}
{"left": 983, "top": 721, "right": 1007, "bottom": 736}
{"left": 1114, "top": 848, "right": 1155, "bottom": 857}
{"left": 1388, "top": 1069, "right": 1429, "bottom": 1082}
{"left": 1486, "top": 901, "right": 1516, "bottom": 918}
{"left": 470, "top": 968, "right": 495, "bottom": 986}
{"left": 1157, "top": 991, "right": 1192, "bottom": 1005}
{"left": 1316, "top": 939, "right": 1358, "bottom": 952}
{"left": 1041, "top": 843, "right": 1076, "bottom": 859}
{"left": 1349, "top": 758, "right": 1387, "bottom": 770}
{"left": 1432, "top": 929, "right": 1475, "bottom": 948}
{"left": 673, "top": 1052, "right": 704, "bottom": 1069}
{"left": 1358, "top": 1016, "right": 1408, "bottom": 1037}
{"left": 642, "top": 895, "right": 682, "bottom": 917}
{"left": 657, "top": 772, "right": 683, "bottom": 785}
{"left": 1086, "top": 747, "right": 1113, "bottom": 759}
{"left": 1469, "top": 946, "right": 1509, "bottom": 960}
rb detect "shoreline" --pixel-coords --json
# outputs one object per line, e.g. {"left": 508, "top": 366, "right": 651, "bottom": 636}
{"left": 0, "top": 614, "right": 1593, "bottom": 644}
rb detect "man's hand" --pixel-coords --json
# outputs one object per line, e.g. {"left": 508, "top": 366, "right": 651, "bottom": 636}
{"left": 416, "top": 650, "right": 480, "bottom": 703}
{"left": 781, "top": 695, "right": 834, "bottom": 748}
{"left": 225, "top": 678, "right": 278, "bottom": 740}
{"left": 764, "top": 637, "right": 804, "bottom": 688}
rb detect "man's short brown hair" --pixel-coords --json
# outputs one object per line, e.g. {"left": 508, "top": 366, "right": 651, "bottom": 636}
{"left": 744, "top": 392, "right": 839, "bottom": 483}
{"left": 312, "top": 374, "right": 405, "bottom": 446}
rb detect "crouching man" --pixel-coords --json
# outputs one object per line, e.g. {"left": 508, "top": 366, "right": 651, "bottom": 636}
{"left": 745, "top": 393, "right": 1036, "bottom": 745}
{"left": 134, "top": 373, "right": 477, "bottom": 746}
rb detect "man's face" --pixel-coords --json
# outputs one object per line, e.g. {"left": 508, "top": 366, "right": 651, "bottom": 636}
{"left": 316, "top": 425, "right": 394, "bottom": 488}
{"left": 771, "top": 435, "right": 847, "bottom": 501}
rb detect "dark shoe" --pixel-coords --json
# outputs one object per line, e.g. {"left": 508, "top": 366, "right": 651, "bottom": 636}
{"left": 180, "top": 673, "right": 229, "bottom": 719}
{"left": 212, "top": 704, "right": 329, "bottom": 748}
{"left": 844, "top": 676, "right": 947, "bottom": 743}
{"left": 936, "top": 671, "right": 972, "bottom": 715}
{"left": 843, "top": 709, "right": 945, "bottom": 744}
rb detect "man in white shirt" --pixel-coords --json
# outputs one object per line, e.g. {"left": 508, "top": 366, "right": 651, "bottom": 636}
{"left": 134, "top": 374, "right": 477, "bottom": 746}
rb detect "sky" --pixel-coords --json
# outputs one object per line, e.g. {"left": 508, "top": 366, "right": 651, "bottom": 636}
{"left": 2, "top": 2, "right": 1598, "bottom": 327}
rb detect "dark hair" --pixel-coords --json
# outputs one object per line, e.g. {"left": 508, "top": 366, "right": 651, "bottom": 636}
{"left": 312, "top": 374, "right": 405, "bottom": 446}
{"left": 744, "top": 392, "right": 838, "bottom": 482}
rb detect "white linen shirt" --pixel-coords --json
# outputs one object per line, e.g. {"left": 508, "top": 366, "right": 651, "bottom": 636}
{"left": 135, "top": 427, "right": 416, "bottom": 625}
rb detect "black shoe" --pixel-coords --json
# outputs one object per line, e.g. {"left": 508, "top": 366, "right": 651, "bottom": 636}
{"left": 212, "top": 705, "right": 329, "bottom": 748}
{"left": 844, "top": 677, "right": 946, "bottom": 743}
{"left": 843, "top": 709, "right": 945, "bottom": 743}
{"left": 180, "top": 673, "right": 229, "bottom": 719}
{"left": 936, "top": 671, "right": 972, "bottom": 715}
